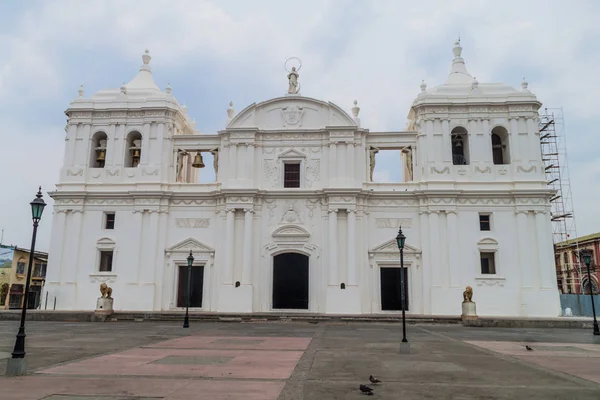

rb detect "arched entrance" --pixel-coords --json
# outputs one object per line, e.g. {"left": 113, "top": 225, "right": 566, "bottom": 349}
{"left": 272, "top": 253, "right": 309, "bottom": 310}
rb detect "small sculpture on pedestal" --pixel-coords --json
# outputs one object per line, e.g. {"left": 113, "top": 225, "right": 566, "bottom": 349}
{"left": 95, "top": 283, "right": 114, "bottom": 319}
{"left": 461, "top": 286, "right": 478, "bottom": 321}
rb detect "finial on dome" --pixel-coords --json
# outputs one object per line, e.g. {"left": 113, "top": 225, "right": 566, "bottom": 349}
{"left": 78, "top": 85, "right": 84, "bottom": 97}
{"left": 165, "top": 82, "right": 172, "bottom": 94}
{"left": 191, "top": 118, "right": 197, "bottom": 128}
{"left": 420, "top": 80, "right": 427, "bottom": 92}
{"left": 453, "top": 39, "right": 462, "bottom": 58}
{"left": 351, "top": 100, "right": 360, "bottom": 118}
{"left": 471, "top": 76, "right": 479, "bottom": 89}
{"left": 521, "top": 77, "right": 529, "bottom": 91}
{"left": 182, "top": 104, "right": 188, "bottom": 114}
{"left": 120, "top": 82, "right": 127, "bottom": 94}
{"left": 227, "top": 101, "right": 235, "bottom": 119}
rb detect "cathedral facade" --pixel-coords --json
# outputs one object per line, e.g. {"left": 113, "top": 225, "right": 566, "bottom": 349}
{"left": 44, "top": 43, "right": 561, "bottom": 317}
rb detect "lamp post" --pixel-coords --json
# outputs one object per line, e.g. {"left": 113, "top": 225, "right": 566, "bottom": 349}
{"left": 581, "top": 249, "right": 599, "bottom": 335}
{"left": 396, "top": 227, "right": 407, "bottom": 343}
{"left": 183, "top": 250, "right": 194, "bottom": 328}
{"left": 6, "top": 187, "right": 46, "bottom": 376}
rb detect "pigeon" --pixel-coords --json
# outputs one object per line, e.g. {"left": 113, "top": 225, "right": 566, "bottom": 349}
{"left": 369, "top": 375, "right": 382, "bottom": 384}
{"left": 359, "top": 384, "right": 374, "bottom": 395}
{"left": 525, "top": 345, "right": 533, "bottom": 351}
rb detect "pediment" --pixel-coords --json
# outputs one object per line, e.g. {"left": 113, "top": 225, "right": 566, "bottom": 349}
{"left": 477, "top": 237, "right": 498, "bottom": 246}
{"left": 370, "top": 239, "right": 421, "bottom": 254}
{"left": 227, "top": 96, "right": 356, "bottom": 130}
{"left": 97, "top": 237, "right": 116, "bottom": 245}
{"left": 272, "top": 225, "right": 310, "bottom": 241}
{"left": 165, "top": 238, "right": 215, "bottom": 254}
{"left": 279, "top": 149, "right": 306, "bottom": 159}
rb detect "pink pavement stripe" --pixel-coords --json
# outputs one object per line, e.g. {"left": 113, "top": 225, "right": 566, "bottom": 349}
{"left": 0, "top": 376, "right": 194, "bottom": 400}
{"left": 39, "top": 348, "right": 304, "bottom": 379}
{"left": 0, "top": 376, "right": 284, "bottom": 400}
{"left": 465, "top": 340, "right": 600, "bottom": 384}
{"left": 145, "top": 335, "right": 312, "bottom": 350}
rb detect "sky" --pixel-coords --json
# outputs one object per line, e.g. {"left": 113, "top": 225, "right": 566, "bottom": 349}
{"left": 0, "top": 0, "right": 599, "bottom": 252}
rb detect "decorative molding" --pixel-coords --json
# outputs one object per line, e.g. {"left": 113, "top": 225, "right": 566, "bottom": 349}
{"left": 281, "top": 206, "right": 302, "bottom": 224}
{"left": 517, "top": 165, "right": 536, "bottom": 174}
{"left": 475, "top": 276, "right": 506, "bottom": 287}
{"left": 89, "top": 273, "right": 117, "bottom": 284}
{"left": 142, "top": 167, "right": 159, "bottom": 176}
{"left": 456, "top": 198, "right": 514, "bottom": 205}
{"left": 106, "top": 167, "right": 120, "bottom": 177}
{"left": 375, "top": 218, "right": 413, "bottom": 229}
{"left": 264, "top": 160, "right": 280, "bottom": 187}
{"left": 175, "top": 218, "right": 210, "bottom": 228}
{"left": 281, "top": 105, "right": 304, "bottom": 127}
{"left": 475, "top": 166, "right": 491, "bottom": 174}
{"left": 171, "top": 199, "right": 216, "bottom": 205}
{"left": 431, "top": 166, "right": 450, "bottom": 175}
{"left": 498, "top": 167, "right": 508, "bottom": 175}
{"left": 305, "top": 159, "right": 320, "bottom": 188}
{"left": 66, "top": 168, "right": 83, "bottom": 176}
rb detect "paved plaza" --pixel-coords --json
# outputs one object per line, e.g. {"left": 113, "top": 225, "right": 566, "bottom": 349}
{"left": 0, "top": 320, "right": 599, "bottom": 399}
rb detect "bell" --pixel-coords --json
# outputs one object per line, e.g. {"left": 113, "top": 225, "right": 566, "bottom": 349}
{"left": 96, "top": 149, "right": 106, "bottom": 162}
{"left": 132, "top": 148, "right": 141, "bottom": 159}
{"left": 192, "top": 152, "right": 205, "bottom": 168}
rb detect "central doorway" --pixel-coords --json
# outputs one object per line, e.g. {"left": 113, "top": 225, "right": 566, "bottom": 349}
{"left": 380, "top": 267, "right": 409, "bottom": 311}
{"left": 272, "top": 253, "right": 309, "bottom": 310}
{"left": 177, "top": 265, "right": 204, "bottom": 308}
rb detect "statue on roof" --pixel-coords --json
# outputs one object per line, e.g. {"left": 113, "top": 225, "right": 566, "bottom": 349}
{"left": 285, "top": 57, "right": 302, "bottom": 95}
{"left": 288, "top": 67, "right": 299, "bottom": 94}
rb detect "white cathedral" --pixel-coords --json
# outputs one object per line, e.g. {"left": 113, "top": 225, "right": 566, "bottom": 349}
{"left": 44, "top": 42, "right": 561, "bottom": 317}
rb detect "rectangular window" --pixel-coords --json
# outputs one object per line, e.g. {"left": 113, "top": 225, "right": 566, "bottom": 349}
{"left": 33, "top": 263, "right": 42, "bottom": 277}
{"left": 99, "top": 251, "right": 113, "bottom": 272}
{"left": 284, "top": 163, "right": 301, "bottom": 188}
{"left": 479, "top": 214, "right": 491, "bottom": 231}
{"left": 16, "top": 262, "right": 26, "bottom": 275}
{"left": 105, "top": 213, "right": 115, "bottom": 230}
{"left": 480, "top": 252, "right": 496, "bottom": 274}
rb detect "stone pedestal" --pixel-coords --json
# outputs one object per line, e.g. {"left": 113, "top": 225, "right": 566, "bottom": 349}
{"left": 461, "top": 301, "right": 478, "bottom": 321}
{"left": 399, "top": 342, "right": 411, "bottom": 354}
{"left": 95, "top": 297, "right": 114, "bottom": 316}
{"left": 6, "top": 357, "right": 27, "bottom": 376}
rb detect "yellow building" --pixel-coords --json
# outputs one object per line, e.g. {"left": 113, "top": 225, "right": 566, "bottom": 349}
{"left": 0, "top": 245, "right": 48, "bottom": 309}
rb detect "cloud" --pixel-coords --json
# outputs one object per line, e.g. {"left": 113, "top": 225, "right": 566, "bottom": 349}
{"left": 1, "top": 0, "right": 600, "bottom": 252}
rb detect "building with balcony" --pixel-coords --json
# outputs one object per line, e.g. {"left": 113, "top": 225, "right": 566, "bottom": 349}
{"left": 0, "top": 244, "right": 48, "bottom": 309}
{"left": 555, "top": 232, "right": 600, "bottom": 295}
{"left": 44, "top": 41, "right": 560, "bottom": 317}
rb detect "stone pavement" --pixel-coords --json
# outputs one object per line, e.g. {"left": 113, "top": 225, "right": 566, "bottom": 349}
{"left": 0, "top": 321, "right": 599, "bottom": 399}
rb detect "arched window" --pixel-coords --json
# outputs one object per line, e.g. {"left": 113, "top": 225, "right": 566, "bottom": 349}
{"left": 90, "top": 131, "right": 108, "bottom": 168}
{"left": 451, "top": 127, "right": 469, "bottom": 165}
{"left": 491, "top": 126, "right": 510, "bottom": 165}
{"left": 124, "top": 131, "right": 142, "bottom": 167}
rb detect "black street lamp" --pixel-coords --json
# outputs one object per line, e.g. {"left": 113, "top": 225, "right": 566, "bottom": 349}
{"left": 580, "top": 249, "right": 599, "bottom": 336}
{"left": 6, "top": 187, "right": 46, "bottom": 376}
{"left": 395, "top": 227, "right": 407, "bottom": 343}
{"left": 183, "top": 250, "right": 194, "bottom": 328}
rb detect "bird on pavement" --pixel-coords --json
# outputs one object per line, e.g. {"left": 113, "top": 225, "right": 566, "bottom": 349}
{"left": 369, "top": 375, "right": 382, "bottom": 384}
{"left": 525, "top": 345, "right": 533, "bottom": 351}
{"left": 360, "top": 384, "right": 374, "bottom": 395}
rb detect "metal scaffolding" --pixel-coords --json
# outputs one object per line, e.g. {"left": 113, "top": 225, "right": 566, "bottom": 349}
{"left": 539, "top": 108, "right": 581, "bottom": 290}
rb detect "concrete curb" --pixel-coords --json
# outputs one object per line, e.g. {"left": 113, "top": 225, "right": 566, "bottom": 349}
{"left": 0, "top": 310, "right": 595, "bottom": 328}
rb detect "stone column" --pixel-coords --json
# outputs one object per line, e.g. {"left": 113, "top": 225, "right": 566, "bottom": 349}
{"left": 50, "top": 211, "right": 68, "bottom": 283}
{"left": 442, "top": 119, "right": 451, "bottom": 163}
{"left": 229, "top": 143, "right": 237, "bottom": 181}
{"left": 429, "top": 211, "right": 441, "bottom": 287}
{"left": 347, "top": 142, "right": 355, "bottom": 183}
{"left": 329, "top": 143, "right": 337, "bottom": 184}
{"left": 527, "top": 117, "right": 539, "bottom": 162}
{"left": 419, "top": 211, "right": 431, "bottom": 313}
{"left": 446, "top": 210, "right": 460, "bottom": 287}
{"left": 66, "top": 123, "right": 78, "bottom": 166}
{"left": 517, "top": 210, "right": 533, "bottom": 288}
{"left": 481, "top": 118, "right": 491, "bottom": 164}
{"left": 141, "top": 122, "right": 151, "bottom": 164}
{"left": 347, "top": 209, "right": 357, "bottom": 285}
{"left": 242, "top": 209, "right": 254, "bottom": 284}
{"left": 224, "top": 208, "right": 235, "bottom": 284}
{"left": 328, "top": 209, "right": 338, "bottom": 285}
{"left": 509, "top": 117, "right": 520, "bottom": 162}
{"left": 338, "top": 143, "right": 346, "bottom": 183}
{"left": 246, "top": 144, "right": 255, "bottom": 181}
{"left": 536, "top": 211, "right": 555, "bottom": 288}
